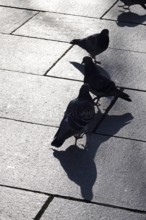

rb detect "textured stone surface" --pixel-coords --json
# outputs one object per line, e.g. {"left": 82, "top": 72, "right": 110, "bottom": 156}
{"left": 14, "top": 12, "right": 103, "bottom": 42}
{"left": 0, "top": 6, "right": 37, "bottom": 33}
{"left": 103, "top": 2, "right": 146, "bottom": 25}
{"left": 0, "top": 187, "right": 48, "bottom": 220}
{"left": 0, "top": 33, "right": 69, "bottom": 74}
{"left": 0, "top": 0, "right": 116, "bottom": 17}
{"left": 0, "top": 70, "right": 110, "bottom": 126}
{"left": 96, "top": 90, "right": 146, "bottom": 141}
{"left": 41, "top": 198, "right": 146, "bottom": 220}
{"left": 0, "top": 70, "right": 82, "bottom": 126}
{"left": 0, "top": 118, "right": 146, "bottom": 210}
{"left": 98, "top": 48, "right": 146, "bottom": 90}
{"left": 15, "top": 12, "right": 146, "bottom": 52}
{"left": 47, "top": 46, "right": 89, "bottom": 80}
{"left": 87, "top": 134, "right": 146, "bottom": 210}
{"left": 47, "top": 46, "right": 113, "bottom": 82}
{"left": 0, "top": 0, "right": 146, "bottom": 216}
{"left": 0, "top": 118, "right": 86, "bottom": 195}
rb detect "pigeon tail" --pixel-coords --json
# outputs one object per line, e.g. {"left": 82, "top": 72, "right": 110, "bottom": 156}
{"left": 118, "top": 90, "right": 132, "bottom": 102}
{"left": 70, "top": 39, "right": 85, "bottom": 49}
{"left": 70, "top": 39, "right": 80, "bottom": 45}
{"left": 51, "top": 137, "right": 65, "bottom": 148}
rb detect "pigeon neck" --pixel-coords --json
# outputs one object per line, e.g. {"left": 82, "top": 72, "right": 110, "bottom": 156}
{"left": 73, "top": 39, "right": 85, "bottom": 48}
{"left": 84, "top": 62, "right": 95, "bottom": 76}
{"left": 78, "top": 88, "right": 91, "bottom": 101}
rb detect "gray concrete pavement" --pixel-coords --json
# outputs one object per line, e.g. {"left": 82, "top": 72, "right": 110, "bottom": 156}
{"left": 0, "top": 0, "right": 146, "bottom": 219}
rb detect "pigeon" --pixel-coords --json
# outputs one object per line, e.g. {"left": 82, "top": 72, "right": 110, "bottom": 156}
{"left": 82, "top": 56, "right": 132, "bottom": 103}
{"left": 120, "top": 0, "right": 146, "bottom": 10}
{"left": 51, "top": 84, "right": 95, "bottom": 147}
{"left": 70, "top": 29, "right": 109, "bottom": 63}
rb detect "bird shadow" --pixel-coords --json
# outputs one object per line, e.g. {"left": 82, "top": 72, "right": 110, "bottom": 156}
{"left": 70, "top": 61, "right": 112, "bottom": 80}
{"left": 70, "top": 61, "right": 85, "bottom": 76}
{"left": 117, "top": 10, "right": 146, "bottom": 27}
{"left": 52, "top": 112, "right": 134, "bottom": 201}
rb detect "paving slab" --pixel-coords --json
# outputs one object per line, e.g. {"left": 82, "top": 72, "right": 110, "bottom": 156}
{"left": 98, "top": 48, "right": 146, "bottom": 90}
{"left": 87, "top": 134, "right": 146, "bottom": 210}
{"left": 0, "top": 186, "right": 48, "bottom": 220}
{"left": 47, "top": 46, "right": 89, "bottom": 80}
{"left": 47, "top": 46, "right": 146, "bottom": 91}
{"left": 0, "top": 0, "right": 116, "bottom": 18}
{"left": 96, "top": 89, "right": 146, "bottom": 142}
{"left": 0, "top": 33, "right": 69, "bottom": 75}
{"left": 14, "top": 12, "right": 146, "bottom": 53}
{"left": 47, "top": 46, "right": 113, "bottom": 82}
{"left": 0, "top": 70, "right": 110, "bottom": 126}
{"left": 0, "top": 6, "right": 37, "bottom": 34}
{"left": 0, "top": 118, "right": 146, "bottom": 210}
{"left": 103, "top": 2, "right": 146, "bottom": 25}
{"left": 41, "top": 197, "right": 146, "bottom": 220}
{"left": 0, "top": 70, "right": 81, "bottom": 126}
{"left": 14, "top": 12, "right": 103, "bottom": 42}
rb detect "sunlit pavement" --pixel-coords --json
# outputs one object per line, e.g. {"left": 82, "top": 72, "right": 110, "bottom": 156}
{"left": 0, "top": 1, "right": 146, "bottom": 219}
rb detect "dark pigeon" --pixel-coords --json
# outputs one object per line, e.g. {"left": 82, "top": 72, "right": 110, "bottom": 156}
{"left": 120, "top": 0, "right": 146, "bottom": 10}
{"left": 70, "top": 29, "right": 109, "bottom": 63}
{"left": 51, "top": 84, "right": 95, "bottom": 147}
{"left": 82, "top": 56, "right": 132, "bottom": 102}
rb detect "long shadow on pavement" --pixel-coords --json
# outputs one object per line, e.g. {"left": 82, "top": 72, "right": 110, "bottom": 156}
{"left": 117, "top": 11, "right": 146, "bottom": 26}
{"left": 52, "top": 112, "right": 134, "bottom": 201}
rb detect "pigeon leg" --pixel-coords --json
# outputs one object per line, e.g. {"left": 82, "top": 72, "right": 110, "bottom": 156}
{"left": 118, "top": 4, "right": 125, "bottom": 8}
{"left": 93, "top": 57, "right": 101, "bottom": 64}
{"left": 90, "top": 55, "right": 101, "bottom": 65}
{"left": 74, "top": 133, "right": 84, "bottom": 146}
{"left": 93, "top": 97, "right": 100, "bottom": 106}
{"left": 94, "top": 60, "right": 101, "bottom": 64}
{"left": 123, "top": 5, "right": 130, "bottom": 11}
{"left": 118, "top": 4, "right": 130, "bottom": 11}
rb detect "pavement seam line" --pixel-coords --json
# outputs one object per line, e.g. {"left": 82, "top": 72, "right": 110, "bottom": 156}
{"left": 45, "top": 75, "right": 82, "bottom": 83}
{"left": 1, "top": 32, "right": 146, "bottom": 54}
{"left": 94, "top": 132, "right": 146, "bottom": 143}
{"left": 33, "top": 196, "right": 54, "bottom": 220}
{"left": 12, "top": 32, "right": 70, "bottom": 44}
{"left": 0, "top": 116, "right": 59, "bottom": 128}
{"left": 0, "top": 67, "right": 83, "bottom": 83}
{"left": 100, "top": 0, "right": 119, "bottom": 18}
{"left": 0, "top": 184, "right": 146, "bottom": 214}
{"left": 10, "top": 11, "right": 40, "bottom": 34}
{"left": 108, "top": 46, "right": 146, "bottom": 54}
{"left": 0, "top": 4, "right": 145, "bottom": 27}
{"left": 44, "top": 45, "right": 74, "bottom": 76}
{"left": 0, "top": 67, "right": 146, "bottom": 92}
{"left": 0, "top": 5, "right": 41, "bottom": 12}
{"left": 0, "top": 116, "right": 146, "bottom": 143}
{"left": 0, "top": 4, "right": 104, "bottom": 20}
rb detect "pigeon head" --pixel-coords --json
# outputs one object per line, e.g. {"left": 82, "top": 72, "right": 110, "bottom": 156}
{"left": 82, "top": 56, "right": 93, "bottom": 65}
{"left": 80, "top": 83, "right": 90, "bottom": 92}
{"left": 101, "top": 29, "right": 109, "bottom": 35}
{"left": 78, "top": 83, "right": 91, "bottom": 98}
